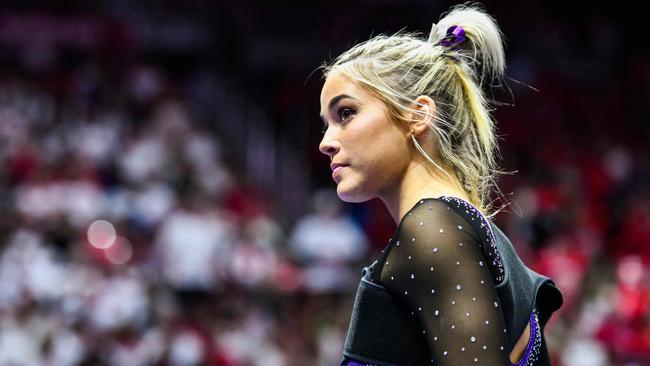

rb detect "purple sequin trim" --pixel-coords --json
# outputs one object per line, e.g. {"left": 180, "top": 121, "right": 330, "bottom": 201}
{"left": 343, "top": 361, "right": 381, "bottom": 366}
{"left": 511, "top": 308, "right": 542, "bottom": 366}
{"left": 438, "top": 196, "right": 505, "bottom": 284}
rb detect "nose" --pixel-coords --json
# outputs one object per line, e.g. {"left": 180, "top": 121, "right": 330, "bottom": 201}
{"left": 319, "top": 127, "right": 340, "bottom": 158}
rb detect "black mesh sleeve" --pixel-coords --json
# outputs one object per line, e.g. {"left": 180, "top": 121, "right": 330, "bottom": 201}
{"left": 378, "top": 198, "right": 510, "bottom": 365}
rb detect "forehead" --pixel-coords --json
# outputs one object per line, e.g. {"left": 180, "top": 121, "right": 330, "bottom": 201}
{"left": 320, "top": 69, "right": 366, "bottom": 109}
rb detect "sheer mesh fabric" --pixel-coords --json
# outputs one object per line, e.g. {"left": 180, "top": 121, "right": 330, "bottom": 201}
{"left": 373, "top": 198, "right": 510, "bottom": 365}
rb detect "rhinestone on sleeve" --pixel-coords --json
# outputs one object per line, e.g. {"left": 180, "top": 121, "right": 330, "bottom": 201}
{"left": 362, "top": 197, "right": 515, "bottom": 365}
{"left": 439, "top": 196, "right": 505, "bottom": 284}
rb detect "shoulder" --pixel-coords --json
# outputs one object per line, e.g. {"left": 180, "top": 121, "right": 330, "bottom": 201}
{"left": 383, "top": 198, "right": 484, "bottom": 267}
{"left": 373, "top": 197, "right": 503, "bottom": 284}
{"left": 395, "top": 198, "right": 480, "bottom": 244}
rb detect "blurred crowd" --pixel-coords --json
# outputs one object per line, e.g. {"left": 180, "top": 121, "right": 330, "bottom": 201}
{"left": 0, "top": 2, "right": 649, "bottom": 366}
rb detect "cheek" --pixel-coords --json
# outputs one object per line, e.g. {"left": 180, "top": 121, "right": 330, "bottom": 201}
{"left": 369, "top": 138, "right": 410, "bottom": 179}
{"left": 351, "top": 119, "right": 410, "bottom": 182}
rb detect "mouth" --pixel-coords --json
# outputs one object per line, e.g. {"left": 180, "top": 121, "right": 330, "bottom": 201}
{"left": 330, "top": 163, "right": 347, "bottom": 172}
{"left": 331, "top": 163, "right": 348, "bottom": 180}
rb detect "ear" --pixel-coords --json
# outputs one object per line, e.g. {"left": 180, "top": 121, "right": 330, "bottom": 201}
{"left": 408, "top": 95, "right": 436, "bottom": 137}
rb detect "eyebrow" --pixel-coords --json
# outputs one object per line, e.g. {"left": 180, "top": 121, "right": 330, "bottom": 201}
{"left": 319, "top": 94, "right": 357, "bottom": 123}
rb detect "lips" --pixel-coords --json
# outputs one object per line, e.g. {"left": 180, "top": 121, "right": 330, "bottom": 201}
{"left": 330, "top": 163, "right": 348, "bottom": 181}
{"left": 330, "top": 163, "right": 347, "bottom": 171}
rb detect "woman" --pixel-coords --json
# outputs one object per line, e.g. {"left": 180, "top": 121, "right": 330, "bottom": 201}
{"left": 318, "top": 4, "right": 563, "bottom": 366}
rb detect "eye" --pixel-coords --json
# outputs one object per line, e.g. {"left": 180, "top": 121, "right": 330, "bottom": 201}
{"left": 337, "top": 107, "right": 357, "bottom": 122}
{"left": 321, "top": 125, "right": 327, "bottom": 135}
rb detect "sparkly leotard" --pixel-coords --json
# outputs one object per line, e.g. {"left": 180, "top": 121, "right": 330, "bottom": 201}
{"left": 340, "top": 196, "right": 553, "bottom": 366}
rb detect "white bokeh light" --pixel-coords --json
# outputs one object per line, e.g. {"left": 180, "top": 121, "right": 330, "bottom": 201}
{"left": 87, "top": 220, "right": 116, "bottom": 249}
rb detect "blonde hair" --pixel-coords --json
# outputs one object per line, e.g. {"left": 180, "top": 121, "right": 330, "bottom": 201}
{"left": 322, "top": 3, "right": 510, "bottom": 219}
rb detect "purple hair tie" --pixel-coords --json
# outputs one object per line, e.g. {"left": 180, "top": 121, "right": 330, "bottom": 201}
{"left": 440, "top": 25, "right": 466, "bottom": 48}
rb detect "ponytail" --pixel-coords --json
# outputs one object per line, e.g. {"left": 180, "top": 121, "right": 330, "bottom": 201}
{"left": 431, "top": 3, "right": 505, "bottom": 85}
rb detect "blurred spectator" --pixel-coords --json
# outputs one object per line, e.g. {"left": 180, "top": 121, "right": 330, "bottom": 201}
{"left": 288, "top": 189, "right": 368, "bottom": 293}
{"left": 154, "top": 206, "right": 234, "bottom": 291}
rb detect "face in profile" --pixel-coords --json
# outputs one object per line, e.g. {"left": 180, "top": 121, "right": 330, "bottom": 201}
{"left": 319, "top": 69, "right": 412, "bottom": 202}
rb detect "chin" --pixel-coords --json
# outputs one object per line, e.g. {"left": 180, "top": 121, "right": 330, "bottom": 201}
{"left": 335, "top": 181, "right": 374, "bottom": 203}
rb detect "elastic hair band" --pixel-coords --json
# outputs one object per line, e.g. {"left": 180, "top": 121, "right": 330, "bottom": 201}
{"left": 439, "top": 25, "right": 466, "bottom": 48}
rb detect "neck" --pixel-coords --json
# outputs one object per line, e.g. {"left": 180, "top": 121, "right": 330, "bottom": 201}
{"left": 379, "top": 158, "right": 469, "bottom": 224}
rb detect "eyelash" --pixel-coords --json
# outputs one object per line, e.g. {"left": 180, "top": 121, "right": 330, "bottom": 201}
{"left": 337, "top": 106, "right": 357, "bottom": 122}
{"left": 321, "top": 106, "right": 357, "bottom": 135}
